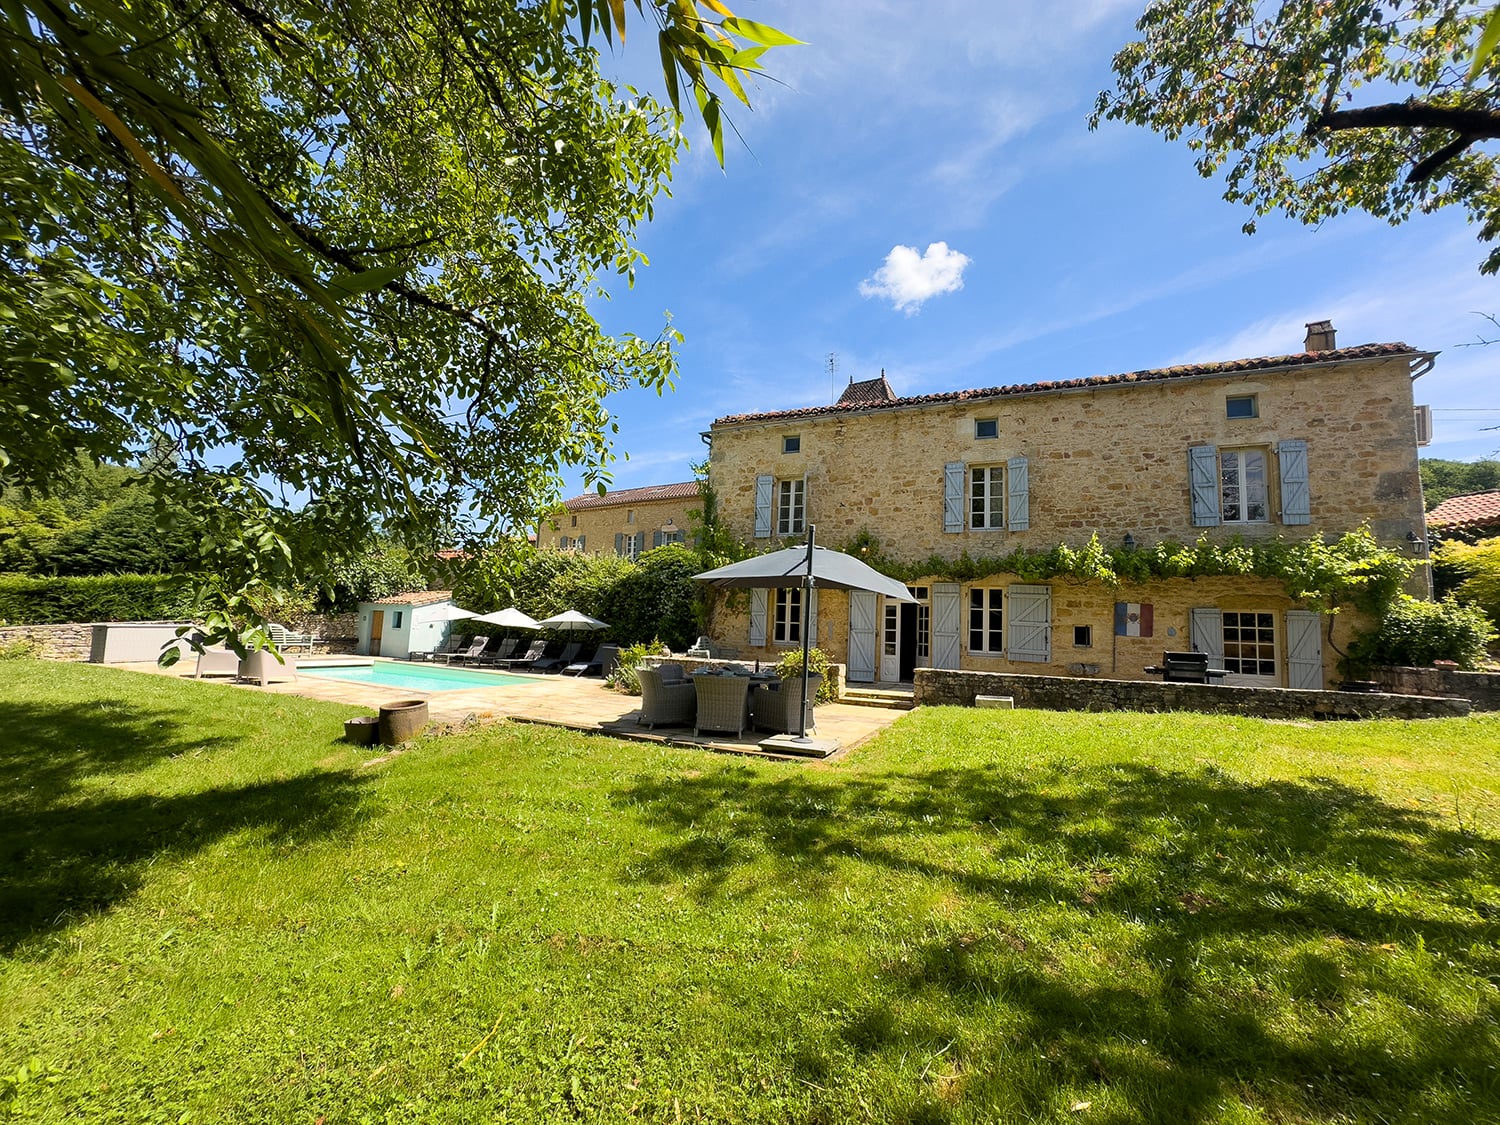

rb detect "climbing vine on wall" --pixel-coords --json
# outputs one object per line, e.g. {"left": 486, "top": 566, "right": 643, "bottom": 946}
{"left": 835, "top": 527, "right": 1415, "bottom": 617}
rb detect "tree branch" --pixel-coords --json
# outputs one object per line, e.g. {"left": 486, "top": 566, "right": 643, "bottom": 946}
{"left": 1307, "top": 99, "right": 1500, "bottom": 184}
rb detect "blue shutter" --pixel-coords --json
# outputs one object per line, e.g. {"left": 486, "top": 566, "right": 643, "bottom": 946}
{"left": 1285, "top": 609, "right": 1323, "bottom": 689}
{"left": 749, "top": 588, "right": 768, "bottom": 646}
{"left": 754, "top": 474, "right": 774, "bottom": 539}
{"left": 943, "top": 462, "right": 965, "bottom": 533}
{"left": 1278, "top": 439, "right": 1310, "bottom": 525}
{"left": 652, "top": 530, "right": 663, "bottom": 549}
{"left": 931, "top": 583, "right": 961, "bottom": 668}
{"left": 1189, "top": 445, "right": 1221, "bottom": 527}
{"left": 614, "top": 533, "right": 624, "bottom": 556}
{"left": 1007, "top": 584, "right": 1051, "bottom": 662}
{"left": 1007, "top": 456, "right": 1029, "bottom": 531}
{"left": 1190, "top": 607, "right": 1223, "bottom": 665}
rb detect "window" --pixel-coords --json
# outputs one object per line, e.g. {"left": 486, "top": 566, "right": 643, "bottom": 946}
{"left": 393, "top": 611, "right": 403, "bottom": 628}
{"left": 627, "top": 509, "right": 635, "bottom": 524}
{"left": 969, "top": 466, "right": 1005, "bottom": 530}
{"left": 1220, "top": 449, "right": 1269, "bottom": 522}
{"left": 777, "top": 478, "right": 805, "bottom": 535}
{"left": 773, "top": 587, "right": 803, "bottom": 644}
{"left": 975, "top": 418, "right": 998, "bottom": 440}
{"left": 570, "top": 514, "right": 578, "bottom": 527}
{"left": 1223, "top": 611, "right": 1276, "bottom": 677}
{"left": 782, "top": 434, "right": 801, "bottom": 454}
{"left": 883, "top": 603, "right": 898, "bottom": 657}
{"left": 1226, "top": 394, "right": 1258, "bottom": 419}
{"left": 910, "top": 586, "right": 930, "bottom": 661}
{"left": 1073, "top": 625, "right": 1092, "bottom": 648}
{"left": 559, "top": 536, "right": 572, "bottom": 550}
{"left": 968, "top": 588, "right": 1003, "bottom": 653}
{"left": 625, "top": 532, "right": 643, "bottom": 560}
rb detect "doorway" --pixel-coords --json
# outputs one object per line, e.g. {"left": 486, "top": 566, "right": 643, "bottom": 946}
{"left": 370, "top": 610, "right": 384, "bottom": 657}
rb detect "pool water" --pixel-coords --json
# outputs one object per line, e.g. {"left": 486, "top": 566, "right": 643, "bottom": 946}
{"left": 299, "top": 661, "right": 539, "bottom": 693}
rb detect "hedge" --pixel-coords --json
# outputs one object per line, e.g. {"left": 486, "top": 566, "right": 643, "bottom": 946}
{"left": 0, "top": 574, "right": 195, "bottom": 624}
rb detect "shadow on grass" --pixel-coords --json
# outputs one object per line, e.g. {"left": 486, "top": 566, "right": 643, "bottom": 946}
{"left": 614, "top": 761, "right": 1500, "bottom": 1122}
{"left": 0, "top": 699, "right": 366, "bottom": 953}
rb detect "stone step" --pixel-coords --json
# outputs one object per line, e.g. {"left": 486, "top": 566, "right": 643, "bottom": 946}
{"left": 841, "top": 688, "right": 916, "bottom": 710}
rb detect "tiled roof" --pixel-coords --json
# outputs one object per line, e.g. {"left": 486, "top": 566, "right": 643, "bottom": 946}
{"left": 562, "top": 480, "right": 698, "bottom": 511}
{"left": 365, "top": 589, "right": 453, "bottom": 606}
{"left": 713, "top": 342, "right": 1418, "bottom": 427}
{"left": 836, "top": 375, "right": 897, "bottom": 406}
{"left": 1427, "top": 490, "right": 1500, "bottom": 531}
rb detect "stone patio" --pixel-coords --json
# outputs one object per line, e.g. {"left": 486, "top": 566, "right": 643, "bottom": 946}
{"left": 122, "top": 660, "right": 910, "bottom": 761}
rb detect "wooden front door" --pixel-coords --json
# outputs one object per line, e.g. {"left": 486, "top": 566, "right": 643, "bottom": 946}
{"left": 370, "top": 610, "right": 384, "bottom": 656}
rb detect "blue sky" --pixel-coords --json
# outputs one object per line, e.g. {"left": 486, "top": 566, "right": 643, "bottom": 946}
{"left": 566, "top": 0, "right": 1499, "bottom": 498}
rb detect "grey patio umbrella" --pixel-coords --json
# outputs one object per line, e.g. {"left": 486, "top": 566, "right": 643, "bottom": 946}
{"left": 473, "top": 607, "right": 540, "bottom": 629}
{"left": 694, "top": 526, "right": 915, "bottom": 741}
{"left": 535, "top": 610, "right": 609, "bottom": 630}
{"left": 426, "top": 602, "right": 480, "bottom": 622}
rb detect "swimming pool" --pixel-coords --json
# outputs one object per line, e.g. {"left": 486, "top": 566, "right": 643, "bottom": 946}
{"left": 299, "top": 661, "right": 540, "bottom": 693}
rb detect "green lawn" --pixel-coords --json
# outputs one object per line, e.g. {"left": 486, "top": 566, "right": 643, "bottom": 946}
{"left": 2, "top": 660, "right": 1497, "bottom": 1124}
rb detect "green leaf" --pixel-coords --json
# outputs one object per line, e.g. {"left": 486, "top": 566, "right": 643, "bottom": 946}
{"left": 1469, "top": 5, "right": 1500, "bottom": 83}
{"left": 327, "top": 263, "right": 408, "bottom": 298}
{"left": 721, "top": 16, "right": 803, "bottom": 47}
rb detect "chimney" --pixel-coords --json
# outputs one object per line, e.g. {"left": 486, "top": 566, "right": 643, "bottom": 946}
{"left": 1304, "top": 319, "right": 1336, "bottom": 352}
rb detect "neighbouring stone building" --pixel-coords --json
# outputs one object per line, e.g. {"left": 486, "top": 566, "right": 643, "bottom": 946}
{"left": 537, "top": 480, "right": 699, "bottom": 558}
{"left": 701, "top": 321, "right": 1435, "bottom": 688}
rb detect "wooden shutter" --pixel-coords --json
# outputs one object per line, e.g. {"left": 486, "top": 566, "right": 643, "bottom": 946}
{"left": 1278, "top": 439, "right": 1310, "bottom": 525}
{"left": 1190, "top": 607, "right": 1223, "bottom": 665}
{"left": 749, "top": 588, "right": 768, "bottom": 646}
{"left": 614, "top": 533, "right": 624, "bottom": 556}
{"left": 931, "top": 583, "right": 961, "bottom": 669}
{"left": 754, "top": 474, "right": 774, "bottom": 539}
{"left": 943, "top": 462, "right": 965, "bottom": 533}
{"left": 1007, "top": 584, "right": 1051, "bottom": 663}
{"left": 1285, "top": 609, "right": 1323, "bottom": 689}
{"left": 652, "top": 530, "right": 663, "bottom": 549}
{"left": 1189, "top": 445, "right": 1221, "bottom": 527}
{"left": 1007, "top": 456, "right": 1029, "bottom": 531}
{"left": 847, "top": 591, "right": 877, "bottom": 682}
{"left": 633, "top": 532, "right": 645, "bottom": 556}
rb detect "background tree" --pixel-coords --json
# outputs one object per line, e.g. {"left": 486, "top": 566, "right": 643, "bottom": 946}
{"left": 1094, "top": 1, "right": 1500, "bottom": 272}
{"left": 0, "top": 0, "right": 792, "bottom": 647}
{"left": 1421, "top": 457, "right": 1500, "bottom": 508}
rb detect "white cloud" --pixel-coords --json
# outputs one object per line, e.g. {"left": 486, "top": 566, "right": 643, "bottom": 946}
{"left": 859, "top": 242, "right": 972, "bottom": 314}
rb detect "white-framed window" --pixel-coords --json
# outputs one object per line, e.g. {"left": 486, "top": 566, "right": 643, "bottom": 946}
{"left": 1073, "top": 625, "right": 1092, "bottom": 648}
{"left": 968, "top": 588, "right": 1003, "bottom": 653}
{"left": 777, "top": 478, "right": 805, "bottom": 536}
{"left": 883, "top": 603, "right": 898, "bottom": 657}
{"left": 393, "top": 611, "right": 403, "bottom": 628}
{"left": 910, "top": 586, "right": 930, "bottom": 662}
{"left": 782, "top": 434, "right": 801, "bottom": 454}
{"left": 969, "top": 466, "right": 1005, "bottom": 530}
{"left": 773, "top": 587, "right": 803, "bottom": 644}
{"left": 1220, "top": 449, "right": 1269, "bottom": 523}
{"left": 975, "top": 418, "right": 998, "bottom": 440}
{"left": 1222, "top": 611, "right": 1276, "bottom": 678}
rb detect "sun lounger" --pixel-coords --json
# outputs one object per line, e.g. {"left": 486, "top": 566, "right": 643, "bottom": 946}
{"left": 531, "top": 641, "right": 583, "bottom": 674}
{"left": 499, "top": 640, "right": 547, "bottom": 670}
{"left": 419, "top": 634, "right": 470, "bottom": 662}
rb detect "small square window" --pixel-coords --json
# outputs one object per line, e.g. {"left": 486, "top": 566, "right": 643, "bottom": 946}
{"left": 570, "top": 514, "right": 577, "bottom": 527}
{"left": 1073, "top": 625, "right": 1092, "bottom": 648}
{"left": 783, "top": 435, "right": 801, "bottom": 454}
{"left": 627, "top": 509, "right": 635, "bottom": 524}
{"left": 1226, "top": 394, "right": 1258, "bottom": 419}
{"left": 975, "top": 418, "right": 998, "bottom": 440}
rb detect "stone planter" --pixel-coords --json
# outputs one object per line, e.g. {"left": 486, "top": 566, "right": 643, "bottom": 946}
{"left": 378, "top": 699, "right": 429, "bottom": 745}
{"left": 343, "top": 716, "right": 379, "bottom": 745}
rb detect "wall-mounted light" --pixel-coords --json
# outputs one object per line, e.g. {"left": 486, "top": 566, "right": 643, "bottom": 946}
{"left": 1406, "top": 530, "right": 1427, "bottom": 552}
{"left": 1122, "top": 532, "right": 1136, "bottom": 550}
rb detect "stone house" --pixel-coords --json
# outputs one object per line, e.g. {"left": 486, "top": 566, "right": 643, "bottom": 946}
{"left": 537, "top": 480, "right": 699, "bottom": 558}
{"left": 702, "top": 323, "right": 1435, "bottom": 688}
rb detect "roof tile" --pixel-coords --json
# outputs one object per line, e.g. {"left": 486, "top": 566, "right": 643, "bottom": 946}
{"left": 1427, "top": 490, "right": 1500, "bottom": 531}
{"left": 561, "top": 480, "right": 698, "bottom": 511}
{"left": 713, "top": 342, "right": 1418, "bottom": 427}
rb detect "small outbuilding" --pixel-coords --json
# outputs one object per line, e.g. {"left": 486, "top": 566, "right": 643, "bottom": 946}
{"left": 355, "top": 591, "right": 467, "bottom": 658}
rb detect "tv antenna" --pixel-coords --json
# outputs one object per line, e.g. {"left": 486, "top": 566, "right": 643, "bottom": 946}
{"left": 827, "top": 352, "right": 838, "bottom": 403}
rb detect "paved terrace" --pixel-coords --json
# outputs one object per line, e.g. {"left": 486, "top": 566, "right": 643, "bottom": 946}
{"left": 123, "top": 661, "right": 909, "bottom": 761}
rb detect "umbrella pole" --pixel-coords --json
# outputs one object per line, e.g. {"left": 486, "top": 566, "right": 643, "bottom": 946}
{"left": 797, "top": 525, "right": 815, "bottom": 741}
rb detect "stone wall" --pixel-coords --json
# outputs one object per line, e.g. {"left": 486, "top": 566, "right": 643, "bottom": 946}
{"left": 1369, "top": 666, "right": 1500, "bottom": 711}
{"left": 913, "top": 668, "right": 1470, "bottom": 721}
{"left": 0, "top": 612, "right": 360, "bottom": 661}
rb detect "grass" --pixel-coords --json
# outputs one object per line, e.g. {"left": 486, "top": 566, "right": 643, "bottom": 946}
{"left": 1, "top": 660, "right": 1497, "bottom": 1124}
